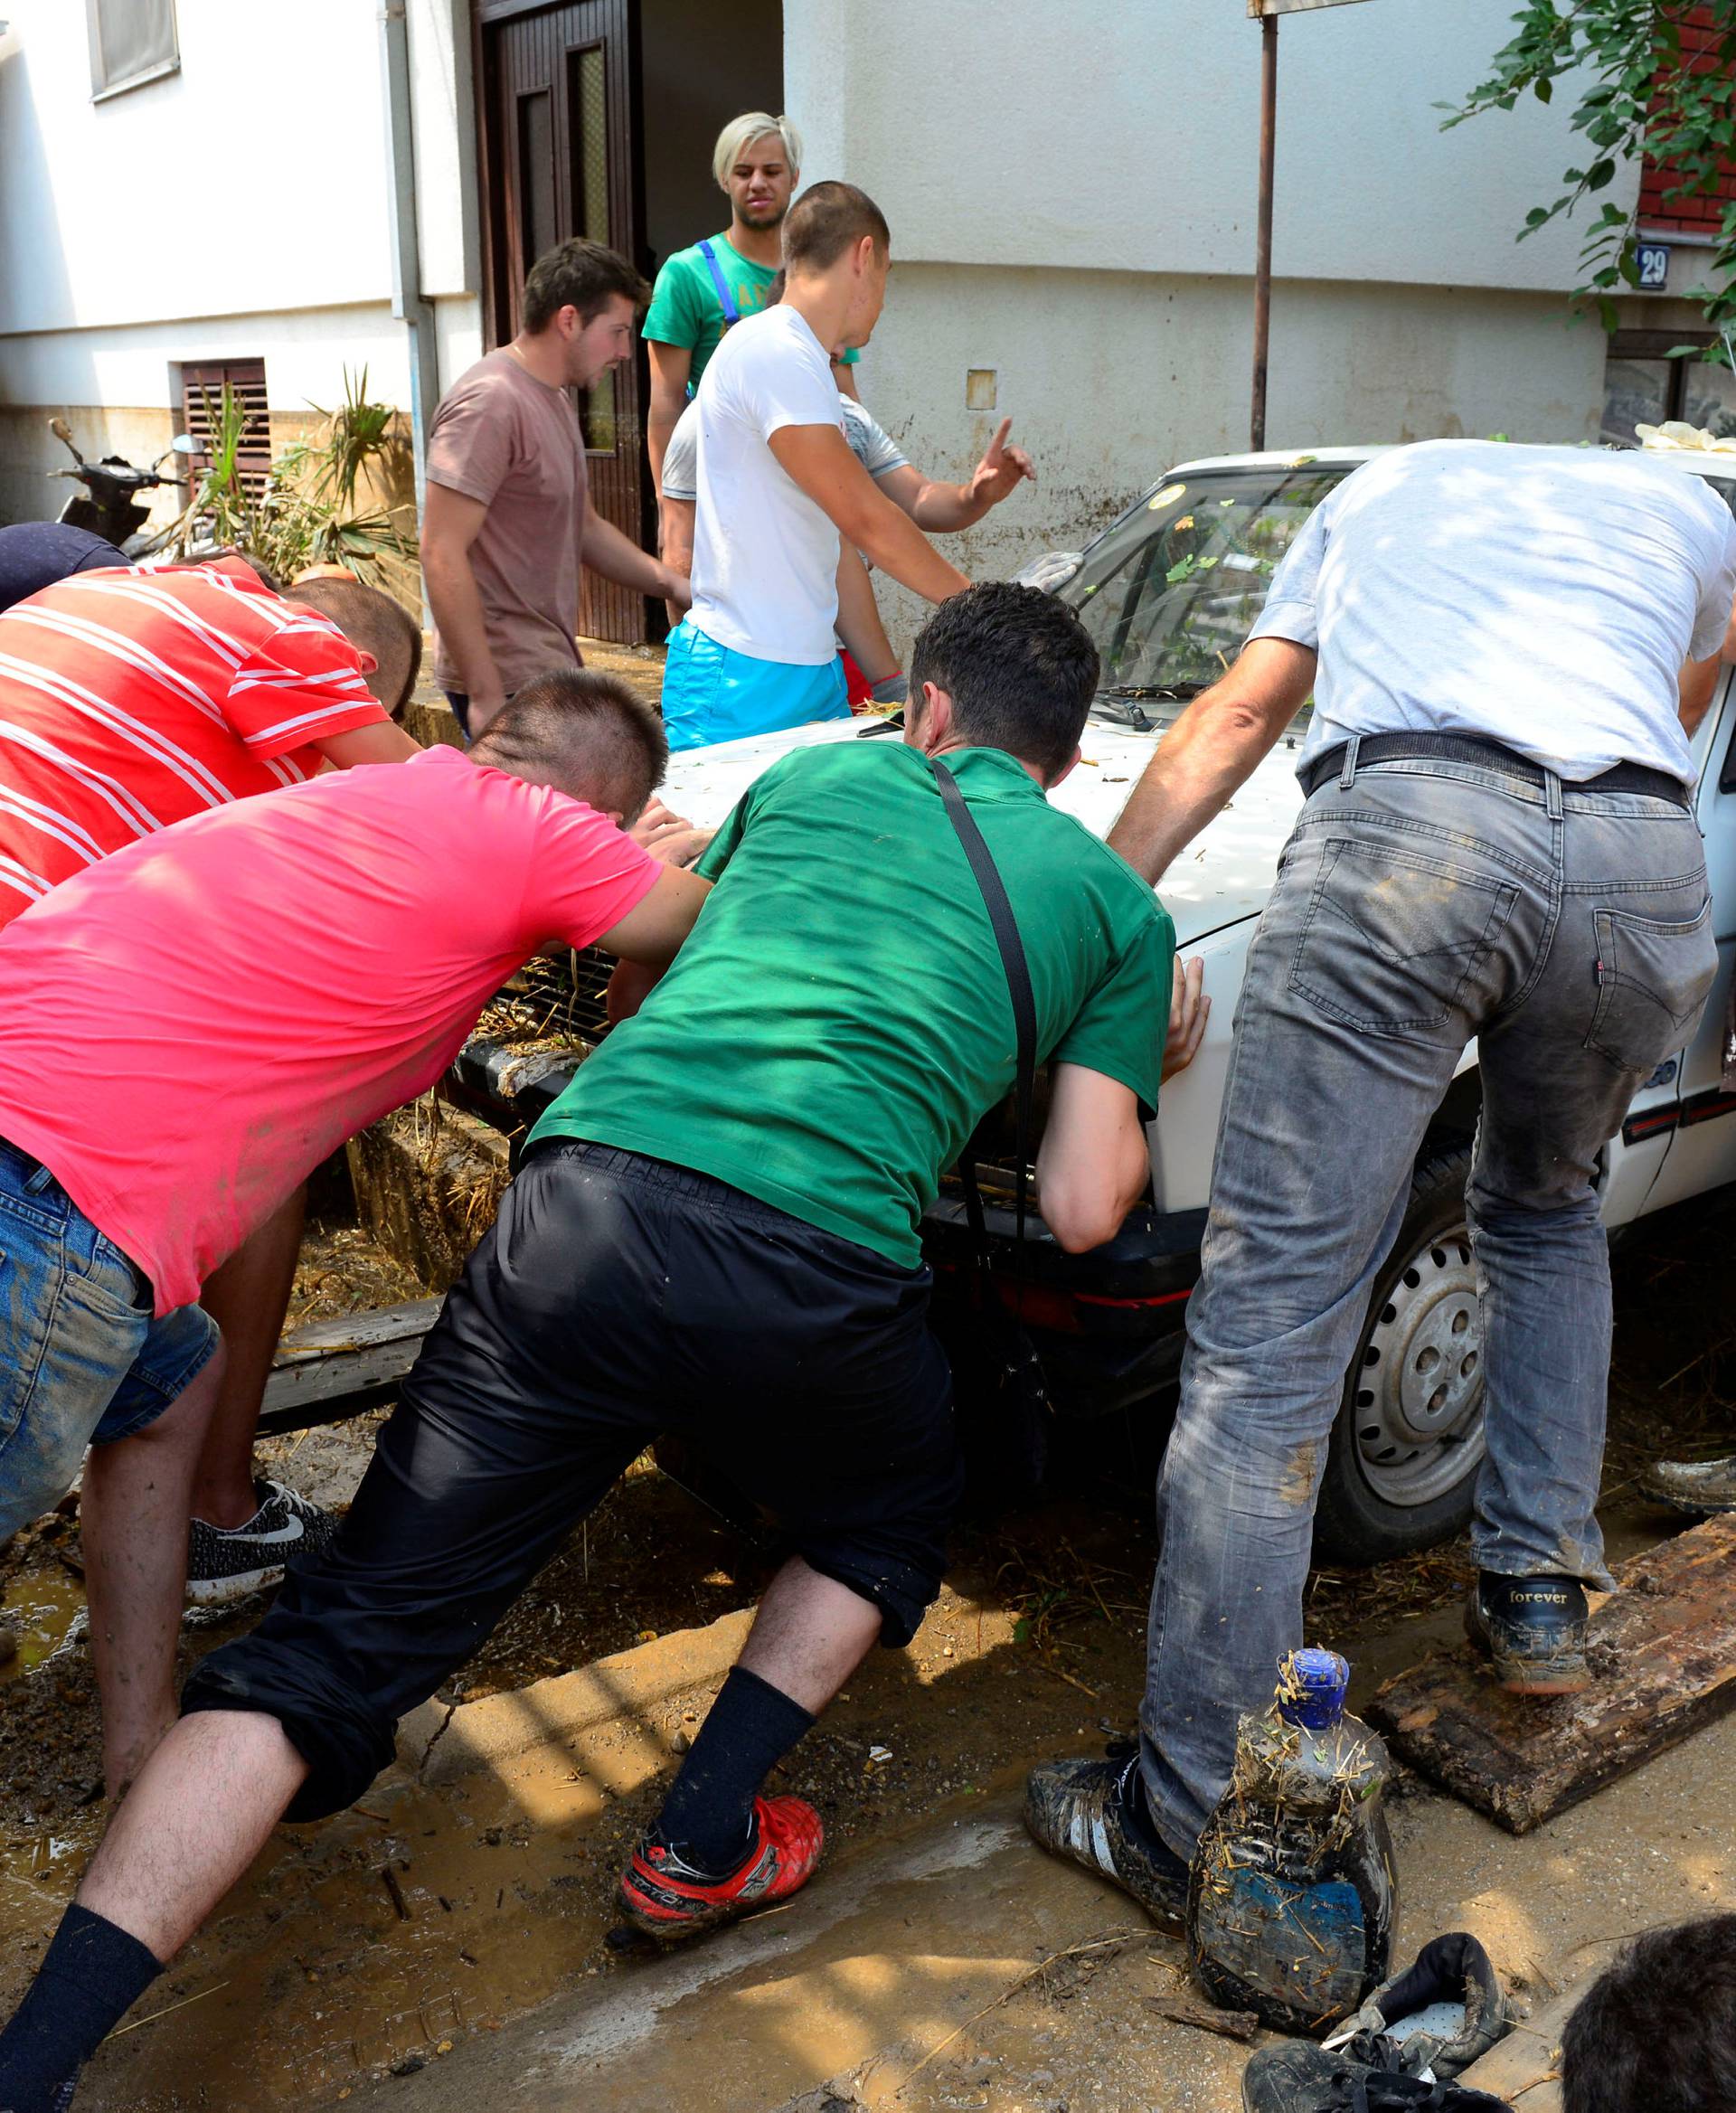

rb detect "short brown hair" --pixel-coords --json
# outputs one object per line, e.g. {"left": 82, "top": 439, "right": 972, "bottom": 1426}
{"left": 284, "top": 577, "right": 423, "bottom": 718}
{"left": 523, "top": 240, "right": 651, "bottom": 335}
{"left": 470, "top": 667, "right": 667, "bottom": 818}
{"left": 782, "top": 182, "right": 890, "bottom": 274}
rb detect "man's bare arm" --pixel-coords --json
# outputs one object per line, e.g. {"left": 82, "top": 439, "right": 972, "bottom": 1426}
{"left": 769, "top": 425, "right": 968, "bottom": 605}
{"left": 581, "top": 510, "right": 692, "bottom": 611}
{"left": 421, "top": 481, "right": 508, "bottom": 728}
{"left": 646, "top": 342, "right": 693, "bottom": 497}
{"left": 833, "top": 543, "right": 900, "bottom": 684}
{"left": 314, "top": 722, "right": 420, "bottom": 769}
{"left": 591, "top": 864, "right": 712, "bottom": 969}
{"left": 1034, "top": 1064, "right": 1152, "bottom": 1254}
{"left": 1107, "top": 639, "right": 1318, "bottom": 884}
{"left": 878, "top": 419, "right": 1037, "bottom": 533}
{"left": 1679, "top": 599, "right": 1735, "bottom": 738}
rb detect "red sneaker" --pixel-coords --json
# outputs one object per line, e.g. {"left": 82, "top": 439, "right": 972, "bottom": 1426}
{"left": 618, "top": 1795, "right": 826, "bottom": 1940}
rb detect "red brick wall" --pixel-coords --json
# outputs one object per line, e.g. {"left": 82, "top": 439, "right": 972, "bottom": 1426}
{"left": 1637, "top": 5, "right": 1736, "bottom": 232}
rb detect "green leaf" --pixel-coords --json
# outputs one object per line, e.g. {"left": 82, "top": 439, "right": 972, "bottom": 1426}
{"left": 1533, "top": 76, "right": 1552, "bottom": 103}
{"left": 1586, "top": 158, "right": 1617, "bottom": 191}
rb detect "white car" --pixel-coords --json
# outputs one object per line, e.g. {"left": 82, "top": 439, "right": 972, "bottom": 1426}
{"left": 461, "top": 446, "right": 1736, "bottom": 1565}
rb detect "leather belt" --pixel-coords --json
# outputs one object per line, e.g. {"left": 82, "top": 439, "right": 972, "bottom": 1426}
{"left": 1300, "top": 731, "right": 1690, "bottom": 809}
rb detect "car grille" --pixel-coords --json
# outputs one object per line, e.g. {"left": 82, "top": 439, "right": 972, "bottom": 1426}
{"left": 489, "top": 945, "right": 615, "bottom": 1047}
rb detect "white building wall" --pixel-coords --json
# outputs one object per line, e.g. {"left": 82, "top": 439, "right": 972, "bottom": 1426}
{"left": 0, "top": 0, "right": 478, "bottom": 521}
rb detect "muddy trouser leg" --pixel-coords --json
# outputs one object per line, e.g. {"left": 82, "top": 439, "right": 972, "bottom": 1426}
{"left": 1138, "top": 761, "right": 1567, "bottom": 1861}
{"left": 1464, "top": 791, "right": 1713, "bottom": 1586}
{"left": 185, "top": 1144, "right": 959, "bottom": 1822}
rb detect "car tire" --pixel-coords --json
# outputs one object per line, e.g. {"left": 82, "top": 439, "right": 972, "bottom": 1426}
{"left": 1314, "top": 1144, "right": 1486, "bottom": 1565}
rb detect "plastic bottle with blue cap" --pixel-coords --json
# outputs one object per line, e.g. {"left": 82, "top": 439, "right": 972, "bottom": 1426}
{"left": 1185, "top": 1646, "right": 1398, "bottom": 2034}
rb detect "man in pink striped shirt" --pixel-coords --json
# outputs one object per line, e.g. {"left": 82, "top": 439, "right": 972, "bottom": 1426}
{"left": 0, "top": 554, "right": 423, "bottom": 1596}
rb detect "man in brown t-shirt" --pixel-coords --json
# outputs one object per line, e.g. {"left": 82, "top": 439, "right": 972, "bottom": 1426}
{"left": 424, "top": 239, "right": 692, "bottom": 736}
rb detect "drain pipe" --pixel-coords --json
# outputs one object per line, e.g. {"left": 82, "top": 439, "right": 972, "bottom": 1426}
{"left": 380, "top": 0, "right": 439, "bottom": 532}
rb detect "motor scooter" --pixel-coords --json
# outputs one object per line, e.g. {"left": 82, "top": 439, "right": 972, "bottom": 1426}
{"left": 44, "top": 416, "right": 200, "bottom": 557}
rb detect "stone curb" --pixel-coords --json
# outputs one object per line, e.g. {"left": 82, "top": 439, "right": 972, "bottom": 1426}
{"left": 397, "top": 1607, "right": 754, "bottom": 1786}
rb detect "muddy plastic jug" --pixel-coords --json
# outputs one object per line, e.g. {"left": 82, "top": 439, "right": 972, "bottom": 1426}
{"left": 1186, "top": 1646, "right": 1398, "bottom": 2034}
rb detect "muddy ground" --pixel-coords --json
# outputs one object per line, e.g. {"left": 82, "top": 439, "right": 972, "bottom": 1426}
{"left": 2, "top": 1171, "right": 1731, "bottom": 2108}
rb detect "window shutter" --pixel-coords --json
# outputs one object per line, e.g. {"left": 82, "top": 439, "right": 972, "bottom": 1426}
{"left": 179, "top": 359, "right": 271, "bottom": 503}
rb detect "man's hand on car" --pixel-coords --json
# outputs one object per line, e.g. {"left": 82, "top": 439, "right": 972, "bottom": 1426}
{"left": 1162, "top": 956, "right": 1209, "bottom": 1080}
{"left": 629, "top": 800, "right": 716, "bottom": 868}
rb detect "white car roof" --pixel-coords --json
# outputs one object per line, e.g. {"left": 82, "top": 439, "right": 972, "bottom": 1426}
{"left": 1163, "top": 440, "right": 1736, "bottom": 487}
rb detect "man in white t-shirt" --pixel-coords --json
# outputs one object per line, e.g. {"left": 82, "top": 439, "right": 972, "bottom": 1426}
{"left": 1027, "top": 440, "right": 1736, "bottom": 1926}
{"left": 658, "top": 183, "right": 969, "bottom": 751}
{"left": 659, "top": 358, "right": 1035, "bottom": 681}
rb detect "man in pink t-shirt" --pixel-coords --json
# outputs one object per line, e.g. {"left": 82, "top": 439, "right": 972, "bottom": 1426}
{"left": 0, "top": 670, "right": 709, "bottom": 1798}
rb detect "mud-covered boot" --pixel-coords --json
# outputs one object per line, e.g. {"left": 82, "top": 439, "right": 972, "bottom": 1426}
{"left": 1023, "top": 1747, "right": 1190, "bottom": 1926}
{"left": 1465, "top": 1571, "right": 1590, "bottom": 1696}
{"left": 1638, "top": 1452, "right": 1736, "bottom": 1517}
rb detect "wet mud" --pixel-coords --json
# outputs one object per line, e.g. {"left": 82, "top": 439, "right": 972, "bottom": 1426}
{"left": 0, "top": 1188, "right": 1729, "bottom": 2108}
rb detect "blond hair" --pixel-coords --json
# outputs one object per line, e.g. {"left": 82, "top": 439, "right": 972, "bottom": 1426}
{"left": 712, "top": 111, "right": 802, "bottom": 190}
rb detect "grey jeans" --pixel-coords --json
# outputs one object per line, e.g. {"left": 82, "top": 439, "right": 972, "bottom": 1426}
{"left": 1142, "top": 751, "right": 1717, "bottom": 1857}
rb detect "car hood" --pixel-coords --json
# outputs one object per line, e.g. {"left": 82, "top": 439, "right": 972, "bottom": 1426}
{"left": 659, "top": 715, "right": 1305, "bottom": 947}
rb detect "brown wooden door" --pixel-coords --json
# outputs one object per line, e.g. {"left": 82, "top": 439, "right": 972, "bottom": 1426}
{"left": 477, "top": 0, "right": 650, "bottom": 646}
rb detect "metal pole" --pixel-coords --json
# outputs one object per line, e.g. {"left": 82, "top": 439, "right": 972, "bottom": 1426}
{"left": 380, "top": 0, "right": 440, "bottom": 531}
{"left": 1250, "top": 10, "right": 1278, "bottom": 451}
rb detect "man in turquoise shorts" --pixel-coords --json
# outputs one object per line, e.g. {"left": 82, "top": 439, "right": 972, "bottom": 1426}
{"left": 660, "top": 183, "right": 968, "bottom": 751}
{"left": 644, "top": 110, "right": 858, "bottom": 507}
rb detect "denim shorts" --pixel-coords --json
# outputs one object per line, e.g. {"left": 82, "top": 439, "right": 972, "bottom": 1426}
{"left": 660, "top": 619, "right": 850, "bottom": 752}
{"left": 0, "top": 1138, "right": 218, "bottom": 1540}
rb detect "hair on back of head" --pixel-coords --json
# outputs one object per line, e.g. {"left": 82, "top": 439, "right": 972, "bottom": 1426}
{"left": 712, "top": 110, "right": 802, "bottom": 189}
{"left": 283, "top": 578, "right": 422, "bottom": 718}
{"left": 470, "top": 667, "right": 668, "bottom": 819}
{"left": 523, "top": 239, "right": 652, "bottom": 335}
{"left": 782, "top": 182, "right": 890, "bottom": 275}
{"left": 910, "top": 582, "right": 1099, "bottom": 783}
{"left": 1560, "top": 1913, "right": 1736, "bottom": 2113}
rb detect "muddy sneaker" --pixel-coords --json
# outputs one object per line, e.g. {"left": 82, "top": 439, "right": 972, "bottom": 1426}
{"left": 1241, "top": 2041, "right": 1515, "bottom": 2111}
{"left": 618, "top": 1795, "right": 825, "bottom": 1940}
{"left": 1023, "top": 1749, "right": 1189, "bottom": 1927}
{"left": 1464, "top": 1571, "right": 1590, "bottom": 1696}
{"left": 1638, "top": 1452, "right": 1736, "bottom": 1517}
{"left": 185, "top": 1480, "right": 338, "bottom": 1606}
{"left": 1325, "top": 1931, "right": 1510, "bottom": 2081}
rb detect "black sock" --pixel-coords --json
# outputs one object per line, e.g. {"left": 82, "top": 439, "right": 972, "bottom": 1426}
{"left": 654, "top": 1666, "right": 816, "bottom": 1875}
{"left": 0, "top": 1903, "right": 164, "bottom": 2113}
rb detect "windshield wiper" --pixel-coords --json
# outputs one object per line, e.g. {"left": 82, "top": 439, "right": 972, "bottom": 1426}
{"left": 1098, "top": 683, "right": 1206, "bottom": 701}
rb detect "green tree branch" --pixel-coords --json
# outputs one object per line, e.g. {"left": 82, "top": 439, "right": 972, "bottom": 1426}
{"left": 1444, "top": 0, "right": 1736, "bottom": 359}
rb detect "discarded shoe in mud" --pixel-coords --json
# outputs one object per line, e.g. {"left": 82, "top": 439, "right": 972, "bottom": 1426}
{"left": 1321, "top": 1931, "right": 1510, "bottom": 2080}
{"left": 1189, "top": 1648, "right": 1397, "bottom": 2035}
{"left": 1465, "top": 1572, "right": 1590, "bottom": 1696}
{"left": 1638, "top": 1452, "right": 1736, "bottom": 1517}
{"left": 1241, "top": 2040, "right": 1514, "bottom": 2112}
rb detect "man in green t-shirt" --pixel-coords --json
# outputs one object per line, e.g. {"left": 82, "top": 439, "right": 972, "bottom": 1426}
{"left": 53, "top": 587, "right": 1185, "bottom": 1990}
{"left": 644, "top": 109, "right": 859, "bottom": 505}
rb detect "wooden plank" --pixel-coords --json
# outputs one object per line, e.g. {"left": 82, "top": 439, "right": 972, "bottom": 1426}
{"left": 1366, "top": 1516, "right": 1736, "bottom": 1834}
{"left": 258, "top": 1295, "right": 443, "bottom": 1429}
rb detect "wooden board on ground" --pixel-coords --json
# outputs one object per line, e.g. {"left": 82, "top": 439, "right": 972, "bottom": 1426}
{"left": 258, "top": 1295, "right": 443, "bottom": 1435}
{"left": 1365, "top": 1515, "right": 1736, "bottom": 1835}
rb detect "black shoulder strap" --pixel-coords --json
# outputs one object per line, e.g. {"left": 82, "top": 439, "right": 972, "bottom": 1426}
{"left": 931, "top": 756, "right": 1036, "bottom": 1248}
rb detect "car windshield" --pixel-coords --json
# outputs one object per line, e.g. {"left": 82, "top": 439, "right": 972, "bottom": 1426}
{"left": 1062, "top": 461, "right": 1358, "bottom": 725}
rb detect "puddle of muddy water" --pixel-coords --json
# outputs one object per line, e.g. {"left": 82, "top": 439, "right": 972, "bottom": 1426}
{"left": 0, "top": 1563, "right": 86, "bottom": 1679}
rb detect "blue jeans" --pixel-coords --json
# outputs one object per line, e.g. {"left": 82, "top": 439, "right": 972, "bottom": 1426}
{"left": 1142, "top": 753, "right": 1717, "bottom": 1856}
{"left": 660, "top": 620, "right": 849, "bottom": 751}
{"left": 0, "top": 1138, "right": 217, "bottom": 1540}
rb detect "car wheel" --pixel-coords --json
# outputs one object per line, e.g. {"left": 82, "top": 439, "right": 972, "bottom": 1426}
{"left": 1313, "top": 1144, "right": 1486, "bottom": 1565}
